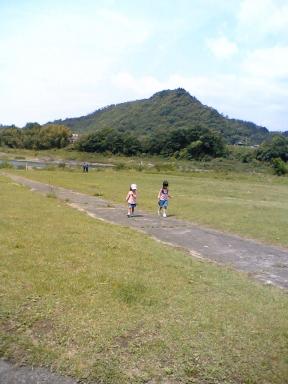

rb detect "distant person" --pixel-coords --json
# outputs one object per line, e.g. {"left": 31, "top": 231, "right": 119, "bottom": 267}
{"left": 158, "top": 180, "right": 172, "bottom": 217}
{"left": 126, "top": 184, "right": 137, "bottom": 217}
{"left": 82, "top": 162, "right": 89, "bottom": 172}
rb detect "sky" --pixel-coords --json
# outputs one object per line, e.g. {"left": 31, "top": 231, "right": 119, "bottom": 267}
{"left": 0, "top": 0, "right": 287, "bottom": 131}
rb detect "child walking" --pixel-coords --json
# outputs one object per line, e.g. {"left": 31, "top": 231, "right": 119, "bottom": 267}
{"left": 126, "top": 184, "right": 137, "bottom": 217}
{"left": 158, "top": 180, "right": 172, "bottom": 217}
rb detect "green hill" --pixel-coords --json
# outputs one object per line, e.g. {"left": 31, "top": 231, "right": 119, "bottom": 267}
{"left": 53, "top": 88, "right": 269, "bottom": 145}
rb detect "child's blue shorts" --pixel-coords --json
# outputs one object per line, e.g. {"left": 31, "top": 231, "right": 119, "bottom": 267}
{"left": 158, "top": 200, "right": 168, "bottom": 208}
{"left": 128, "top": 203, "right": 137, "bottom": 208}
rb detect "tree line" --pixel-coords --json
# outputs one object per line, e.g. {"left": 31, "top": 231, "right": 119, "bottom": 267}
{"left": 0, "top": 123, "right": 287, "bottom": 173}
{"left": 0, "top": 123, "right": 71, "bottom": 149}
{"left": 75, "top": 125, "right": 226, "bottom": 160}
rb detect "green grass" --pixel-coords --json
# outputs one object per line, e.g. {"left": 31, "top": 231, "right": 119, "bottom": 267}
{"left": 1, "top": 174, "right": 288, "bottom": 383}
{"left": 8, "top": 167, "right": 288, "bottom": 248}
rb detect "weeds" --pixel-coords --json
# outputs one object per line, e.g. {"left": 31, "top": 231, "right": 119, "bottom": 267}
{"left": 115, "top": 163, "right": 126, "bottom": 170}
{"left": 0, "top": 161, "right": 13, "bottom": 169}
{"left": 46, "top": 192, "right": 57, "bottom": 198}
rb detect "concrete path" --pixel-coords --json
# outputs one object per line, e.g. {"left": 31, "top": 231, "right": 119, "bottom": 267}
{"left": 5, "top": 173, "right": 288, "bottom": 290}
{"left": 0, "top": 359, "right": 77, "bottom": 384}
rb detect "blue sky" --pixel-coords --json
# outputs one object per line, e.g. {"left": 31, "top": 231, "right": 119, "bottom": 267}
{"left": 0, "top": 0, "right": 287, "bottom": 131}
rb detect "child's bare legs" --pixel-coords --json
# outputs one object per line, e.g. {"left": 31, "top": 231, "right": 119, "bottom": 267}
{"left": 158, "top": 201, "right": 168, "bottom": 217}
{"left": 128, "top": 204, "right": 136, "bottom": 217}
{"left": 158, "top": 206, "right": 167, "bottom": 217}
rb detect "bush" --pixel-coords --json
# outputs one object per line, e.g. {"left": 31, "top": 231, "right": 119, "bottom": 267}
{"left": 272, "top": 158, "right": 288, "bottom": 176}
{"left": 256, "top": 136, "right": 288, "bottom": 162}
{"left": 115, "top": 162, "right": 126, "bottom": 170}
{"left": 0, "top": 161, "right": 13, "bottom": 169}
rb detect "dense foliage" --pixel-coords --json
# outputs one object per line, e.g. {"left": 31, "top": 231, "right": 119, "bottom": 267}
{"left": 256, "top": 136, "right": 288, "bottom": 162}
{"left": 54, "top": 88, "right": 270, "bottom": 145}
{"left": 253, "top": 136, "right": 288, "bottom": 175}
{"left": 271, "top": 158, "right": 288, "bottom": 176}
{"left": 0, "top": 124, "right": 71, "bottom": 149}
{"left": 76, "top": 125, "right": 226, "bottom": 160}
{"left": 76, "top": 128, "right": 142, "bottom": 156}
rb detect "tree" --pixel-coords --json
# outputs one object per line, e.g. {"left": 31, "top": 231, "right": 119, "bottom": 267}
{"left": 256, "top": 136, "right": 288, "bottom": 162}
{"left": 76, "top": 128, "right": 142, "bottom": 155}
{"left": 0, "top": 124, "right": 71, "bottom": 149}
{"left": 38, "top": 125, "right": 71, "bottom": 149}
{"left": 0, "top": 127, "right": 23, "bottom": 148}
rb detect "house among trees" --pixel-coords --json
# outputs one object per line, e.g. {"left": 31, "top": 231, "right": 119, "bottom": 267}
{"left": 70, "top": 133, "right": 79, "bottom": 143}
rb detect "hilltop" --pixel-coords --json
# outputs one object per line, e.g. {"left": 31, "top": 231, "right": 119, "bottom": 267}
{"left": 54, "top": 88, "right": 269, "bottom": 145}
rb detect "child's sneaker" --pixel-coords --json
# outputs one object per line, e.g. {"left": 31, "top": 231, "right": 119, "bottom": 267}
{"left": 163, "top": 212, "right": 167, "bottom": 218}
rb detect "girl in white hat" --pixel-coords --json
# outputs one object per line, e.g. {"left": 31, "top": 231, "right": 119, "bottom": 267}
{"left": 126, "top": 184, "right": 137, "bottom": 217}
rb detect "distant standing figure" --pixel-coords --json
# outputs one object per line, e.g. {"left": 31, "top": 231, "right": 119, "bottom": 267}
{"left": 158, "top": 180, "right": 172, "bottom": 217}
{"left": 126, "top": 184, "right": 137, "bottom": 217}
{"left": 82, "top": 162, "right": 89, "bottom": 172}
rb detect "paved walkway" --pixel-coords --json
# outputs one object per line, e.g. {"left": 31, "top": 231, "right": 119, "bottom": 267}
{"left": 0, "top": 359, "right": 77, "bottom": 384}
{"left": 5, "top": 173, "right": 288, "bottom": 290}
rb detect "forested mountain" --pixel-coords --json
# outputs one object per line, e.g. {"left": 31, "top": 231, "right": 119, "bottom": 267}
{"left": 54, "top": 88, "right": 269, "bottom": 145}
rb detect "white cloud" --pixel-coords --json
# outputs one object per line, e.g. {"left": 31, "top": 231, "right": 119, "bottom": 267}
{"left": 243, "top": 46, "right": 288, "bottom": 78}
{"left": 238, "top": 0, "right": 288, "bottom": 38}
{"left": 0, "top": 7, "right": 152, "bottom": 125}
{"left": 111, "top": 73, "right": 162, "bottom": 96}
{"left": 206, "top": 36, "right": 238, "bottom": 59}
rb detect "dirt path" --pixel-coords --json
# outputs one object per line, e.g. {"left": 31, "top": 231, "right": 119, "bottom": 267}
{"left": 4, "top": 172, "right": 288, "bottom": 290}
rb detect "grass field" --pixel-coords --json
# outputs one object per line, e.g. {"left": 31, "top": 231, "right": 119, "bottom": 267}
{"left": 1, "top": 174, "right": 288, "bottom": 383}
{"left": 7, "top": 167, "right": 288, "bottom": 248}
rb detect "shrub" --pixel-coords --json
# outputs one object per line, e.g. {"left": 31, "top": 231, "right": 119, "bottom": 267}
{"left": 0, "top": 161, "right": 13, "bottom": 169}
{"left": 272, "top": 158, "right": 288, "bottom": 176}
{"left": 256, "top": 136, "right": 288, "bottom": 162}
{"left": 115, "top": 162, "right": 126, "bottom": 170}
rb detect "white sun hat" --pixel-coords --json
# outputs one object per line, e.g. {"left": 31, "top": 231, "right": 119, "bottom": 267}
{"left": 131, "top": 184, "right": 137, "bottom": 190}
